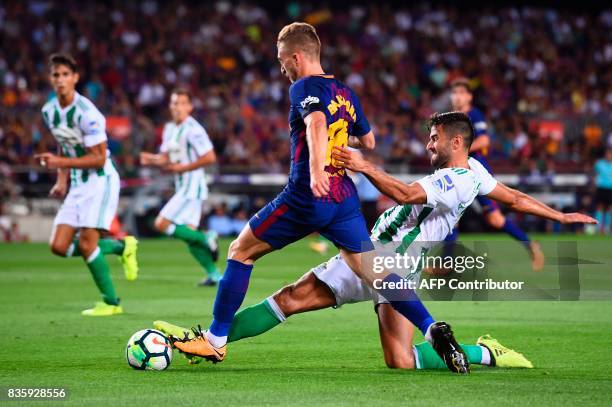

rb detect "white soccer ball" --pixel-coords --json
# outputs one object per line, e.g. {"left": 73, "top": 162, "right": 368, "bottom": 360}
{"left": 126, "top": 329, "right": 173, "bottom": 371}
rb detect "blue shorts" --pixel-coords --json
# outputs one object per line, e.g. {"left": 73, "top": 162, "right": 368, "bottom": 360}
{"left": 476, "top": 195, "right": 500, "bottom": 214}
{"left": 249, "top": 187, "right": 373, "bottom": 253}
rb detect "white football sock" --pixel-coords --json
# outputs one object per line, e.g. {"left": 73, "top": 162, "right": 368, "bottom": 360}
{"left": 479, "top": 345, "right": 492, "bottom": 365}
{"left": 205, "top": 331, "right": 227, "bottom": 348}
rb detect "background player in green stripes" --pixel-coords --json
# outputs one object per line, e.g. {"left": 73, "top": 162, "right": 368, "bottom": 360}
{"left": 140, "top": 88, "right": 220, "bottom": 286}
{"left": 37, "top": 53, "right": 139, "bottom": 316}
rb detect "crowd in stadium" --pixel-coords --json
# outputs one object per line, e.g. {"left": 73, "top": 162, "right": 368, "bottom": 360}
{"left": 1, "top": 2, "right": 611, "bottom": 176}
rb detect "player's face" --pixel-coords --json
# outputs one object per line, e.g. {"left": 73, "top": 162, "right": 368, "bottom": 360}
{"left": 169, "top": 94, "right": 193, "bottom": 123}
{"left": 427, "top": 126, "right": 452, "bottom": 169}
{"left": 277, "top": 42, "right": 299, "bottom": 83}
{"left": 49, "top": 64, "right": 78, "bottom": 97}
{"left": 450, "top": 86, "right": 472, "bottom": 111}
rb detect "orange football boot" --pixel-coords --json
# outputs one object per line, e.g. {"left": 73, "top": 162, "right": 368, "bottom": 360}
{"left": 171, "top": 326, "right": 226, "bottom": 364}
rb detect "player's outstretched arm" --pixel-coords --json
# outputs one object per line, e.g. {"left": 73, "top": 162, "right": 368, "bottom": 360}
{"left": 35, "top": 142, "right": 107, "bottom": 170}
{"left": 486, "top": 182, "right": 597, "bottom": 224}
{"left": 304, "top": 111, "right": 330, "bottom": 197}
{"left": 48, "top": 147, "right": 69, "bottom": 198}
{"left": 332, "top": 146, "right": 426, "bottom": 204}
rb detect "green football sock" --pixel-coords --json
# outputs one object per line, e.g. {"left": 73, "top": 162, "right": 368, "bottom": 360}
{"left": 172, "top": 224, "right": 207, "bottom": 246}
{"left": 68, "top": 239, "right": 124, "bottom": 256}
{"left": 85, "top": 247, "right": 120, "bottom": 305}
{"left": 228, "top": 298, "right": 283, "bottom": 343}
{"left": 188, "top": 243, "right": 219, "bottom": 277}
{"left": 414, "top": 342, "right": 485, "bottom": 369}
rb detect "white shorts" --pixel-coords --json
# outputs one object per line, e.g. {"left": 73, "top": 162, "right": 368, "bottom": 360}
{"left": 159, "top": 193, "right": 203, "bottom": 226}
{"left": 54, "top": 172, "right": 120, "bottom": 231}
{"left": 312, "top": 254, "right": 389, "bottom": 307}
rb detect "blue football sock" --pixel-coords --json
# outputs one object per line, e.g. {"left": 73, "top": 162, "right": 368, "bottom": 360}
{"left": 501, "top": 219, "right": 530, "bottom": 250}
{"left": 209, "top": 259, "right": 253, "bottom": 338}
{"left": 377, "top": 273, "right": 435, "bottom": 335}
{"left": 443, "top": 227, "right": 459, "bottom": 258}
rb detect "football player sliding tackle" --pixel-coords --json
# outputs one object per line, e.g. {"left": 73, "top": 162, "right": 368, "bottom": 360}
{"left": 156, "top": 110, "right": 595, "bottom": 372}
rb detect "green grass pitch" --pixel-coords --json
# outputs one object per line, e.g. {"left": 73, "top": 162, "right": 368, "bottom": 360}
{"left": 1, "top": 235, "right": 611, "bottom": 406}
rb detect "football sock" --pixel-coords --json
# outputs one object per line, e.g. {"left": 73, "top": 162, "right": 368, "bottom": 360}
{"left": 228, "top": 297, "right": 284, "bottom": 343}
{"left": 501, "top": 219, "right": 530, "bottom": 250}
{"left": 187, "top": 242, "right": 219, "bottom": 277}
{"left": 67, "top": 239, "right": 125, "bottom": 257}
{"left": 442, "top": 227, "right": 458, "bottom": 259}
{"left": 85, "top": 247, "right": 119, "bottom": 306}
{"left": 414, "top": 342, "right": 490, "bottom": 369}
{"left": 209, "top": 259, "right": 253, "bottom": 345}
{"left": 377, "top": 273, "right": 435, "bottom": 335}
{"left": 172, "top": 224, "right": 208, "bottom": 247}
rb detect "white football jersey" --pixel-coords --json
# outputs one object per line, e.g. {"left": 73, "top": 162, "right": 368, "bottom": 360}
{"left": 370, "top": 157, "right": 497, "bottom": 252}
{"left": 41, "top": 92, "right": 116, "bottom": 188}
{"left": 160, "top": 116, "right": 214, "bottom": 200}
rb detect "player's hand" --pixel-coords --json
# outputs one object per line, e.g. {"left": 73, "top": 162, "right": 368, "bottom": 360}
{"left": 34, "top": 152, "right": 62, "bottom": 170}
{"left": 49, "top": 182, "right": 68, "bottom": 198}
{"left": 331, "top": 147, "right": 366, "bottom": 172}
{"left": 139, "top": 152, "right": 157, "bottom": 166}
{"left": 560, "top": 213, "right": 598, "bottom": 225}
{"left": 164, "top": 163, "right": 186, "bottom": 174}
{"left": 310, "top": 170, "right": 330, "bottom": 198}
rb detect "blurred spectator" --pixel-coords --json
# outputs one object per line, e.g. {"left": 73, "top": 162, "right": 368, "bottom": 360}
{"left": 207, "top": 203, "right": 234, "bottom": 236}
{"left": 0, "top": 2, "right": 610, "bottom": 178}
{"left": 593, "top": 148, "right": 612, "bottom": 234}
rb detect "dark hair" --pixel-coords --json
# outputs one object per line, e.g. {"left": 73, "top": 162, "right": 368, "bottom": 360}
{"left": 429, "top": 111, "right": 475, "bottom": 150}
{"left": 171, "top": 87, "right": 192, "bottom": 102}
{"left": 48, "top": 53, "right": 77, "bottom": 72}
{"left": 277, "top": 22, "right": 321, "bottom": 59}
{"left": 450, "top": 77, "right": 472, "bottom": 93}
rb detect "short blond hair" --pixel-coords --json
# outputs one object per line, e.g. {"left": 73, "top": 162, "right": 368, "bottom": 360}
{"left": 277, "top": 22, "right": 321, "bottom": 59}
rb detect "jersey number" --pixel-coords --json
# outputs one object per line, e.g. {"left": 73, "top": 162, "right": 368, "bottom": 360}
{"left": 325, "top": 119, "right": 349, "bottom": 169}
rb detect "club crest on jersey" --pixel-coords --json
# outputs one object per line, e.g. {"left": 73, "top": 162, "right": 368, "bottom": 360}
{"left": 434, "top": 174, "right": 454, "bottom": 192}
{"left": 300, "top": 96, "right": 320, "bottom": 109}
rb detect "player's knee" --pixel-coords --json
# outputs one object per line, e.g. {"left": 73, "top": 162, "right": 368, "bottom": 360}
{"left": 487, "top": 212, "right": 505, "bottom": 229}
{"left": 153, "top": 217, "right": 167, "bottom": 233}
{"left": 384, "top": 352, "right": 415, "bottom": 369}
{"left": 77, "top": 235, "right": 97, "bottom": 257}
{"left": 50, "top": 240, "right": 69, "bottom": 257}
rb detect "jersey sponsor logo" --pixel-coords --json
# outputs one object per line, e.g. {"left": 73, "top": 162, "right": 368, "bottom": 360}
{"left": 433, "top": 174, "right": 455, "bottom": 192}
{"left": 300, "top": 95, "right": 320, "bottom": 109}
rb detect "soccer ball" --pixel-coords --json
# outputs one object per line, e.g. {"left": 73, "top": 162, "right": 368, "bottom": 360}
{"left": 126, "top": 329, "right": 173, "bottom": 370}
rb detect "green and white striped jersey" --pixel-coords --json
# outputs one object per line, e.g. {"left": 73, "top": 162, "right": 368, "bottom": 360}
{"left": 41, "top": 92, "right": 116, "bottom": 188}
{"left": 160, "top": 116, "right": 214, "bottom": 200}
{"left": 370, "top": 157, "right": 497, "bottom": 253}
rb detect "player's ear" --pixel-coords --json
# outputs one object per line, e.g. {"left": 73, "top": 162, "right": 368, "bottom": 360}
{"left": 74, "top": 72, "right": 80, "bottom": 84}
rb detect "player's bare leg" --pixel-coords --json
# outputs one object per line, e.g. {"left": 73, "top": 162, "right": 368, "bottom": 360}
{"left": 49, "top": 224, "right": 77, "bottom": 257}
{"left": 172, "top": 224, "right": 275, "bottom": 362}
{"left": 377, "top": 304, "right": 415, "bottom": 369}
{"left": 485, "top": 209, "right": 544, "bottom": 272}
